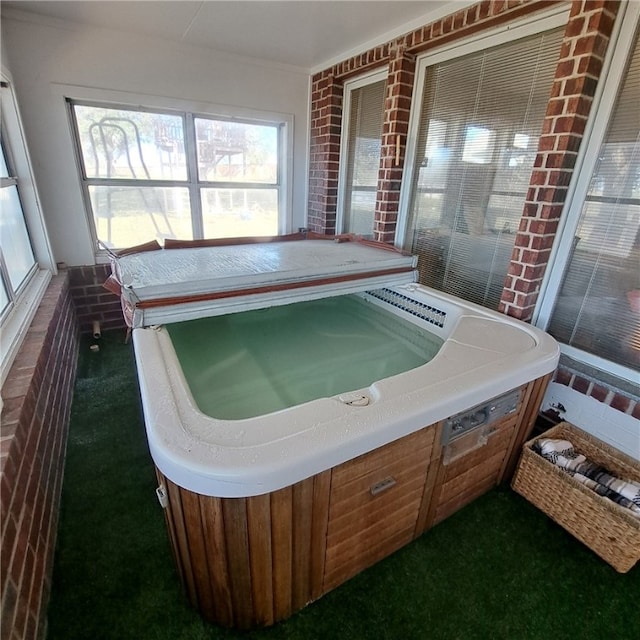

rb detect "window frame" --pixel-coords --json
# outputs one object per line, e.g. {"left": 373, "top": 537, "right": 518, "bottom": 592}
{"left": 64, "top": 91, "right": 292, "bottom": 258}
{"left": 0, "top": 74, "right": 55, "bottom": 385}
{"left": 336, "top": 68, "right": 388, "bottom": 235}
{"left": 533, "top": 0, "right": 640, "bottom": 385}
{"left": 0, "top": 138, "right": 38, "bottom": 305}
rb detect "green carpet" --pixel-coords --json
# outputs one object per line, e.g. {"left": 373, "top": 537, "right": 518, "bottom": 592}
{"left": 47, "top": 332, "right": 640, "bottom": 640}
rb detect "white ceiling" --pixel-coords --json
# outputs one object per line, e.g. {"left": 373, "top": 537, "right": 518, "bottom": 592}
{"left": 2, "top": 1, "right": 465, "bottom": 71}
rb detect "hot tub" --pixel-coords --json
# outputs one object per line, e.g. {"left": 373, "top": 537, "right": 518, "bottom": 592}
{"left": 134, "top": 283, "right": 557, "bottom": 497}
{"left": 132, "top": 282, "right": 559, "bottom": 629}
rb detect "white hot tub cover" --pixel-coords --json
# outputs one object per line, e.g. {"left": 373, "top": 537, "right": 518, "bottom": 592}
{"left": 104, "top": 233, "right": 418, "bottom": 327}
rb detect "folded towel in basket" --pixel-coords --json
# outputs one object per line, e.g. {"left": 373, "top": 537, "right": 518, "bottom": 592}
{"left": 533, "top": 438, "right": 640, "bottom": 518}
{"left": 536, "top": 438, "right": 587, "bottom": 466}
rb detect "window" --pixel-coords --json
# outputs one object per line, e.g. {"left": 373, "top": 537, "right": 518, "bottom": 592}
{"left": 1, "top": 78, "right": 54, "bottom": 383}
{"left": 0, "top": 139, "right": 37, "bottom": 317}
{"left": 399, "top": 23, "right": 564, "bottom": 309}
{"left": 543, "top": 24, "right": 640, "bottom": 375}
{"left": 337, "top": 75, "right": 386, "bottom": 236}
{"left": 69, "top": 102, "right": 285, "bottom": 249}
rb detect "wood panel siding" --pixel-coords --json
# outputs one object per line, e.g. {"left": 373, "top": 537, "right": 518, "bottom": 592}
{"left": 323, "top": 429, "right": 434, "bottom": 591}
{"left": 157, "top": 471, "right": 332, "bottom": 629}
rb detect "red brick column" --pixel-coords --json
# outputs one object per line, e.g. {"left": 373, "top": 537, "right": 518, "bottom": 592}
{"left": 374, "top": 46, "right": 416, "bottom": 244}
{"left": 499, "top": 0, "right": 619, "bottom": 321}
{"left": 308, "top": 73, "right": 343, "bottom": 234}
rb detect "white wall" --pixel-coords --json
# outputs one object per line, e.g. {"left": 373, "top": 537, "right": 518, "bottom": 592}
{"left": 1, "top": 9, "right": 310, "bottom": 266}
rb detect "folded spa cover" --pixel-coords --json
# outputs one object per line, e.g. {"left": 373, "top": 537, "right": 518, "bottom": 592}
{"left": 104, "top": 233, "right": 418, "bottom": 328}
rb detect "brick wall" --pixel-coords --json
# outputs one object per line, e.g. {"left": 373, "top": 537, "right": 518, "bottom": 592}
{"left": 0, "top": 274, "right": 79, "bottom": 640}
{"left": 69, "top": 264, "right": 127, "bottom": 335}
{"left": 307, "top": 0, "right": 619, "bottom": 321}
{"left": 499, "top": 0, "right": 619, "bottom": 321}
{"left": 551, "top": 363, "right": 640, "bottom": 420}
{"left": 307, "top": 0, "right": 628, "bottom": 416}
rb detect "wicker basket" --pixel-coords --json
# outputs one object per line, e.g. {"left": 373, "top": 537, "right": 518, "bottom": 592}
{"left": 512, "top": 422, "right": 640, "bottom": 573}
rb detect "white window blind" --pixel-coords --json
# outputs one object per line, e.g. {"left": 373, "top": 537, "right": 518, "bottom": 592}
{"left": 404, "top": 27, "right": 563, "bottom": 309}
{"left": 341, "top": 79, "right": 386, "bottom": 236}
{"left": 547, "top": 30, "right": 640, "bottom": 372}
